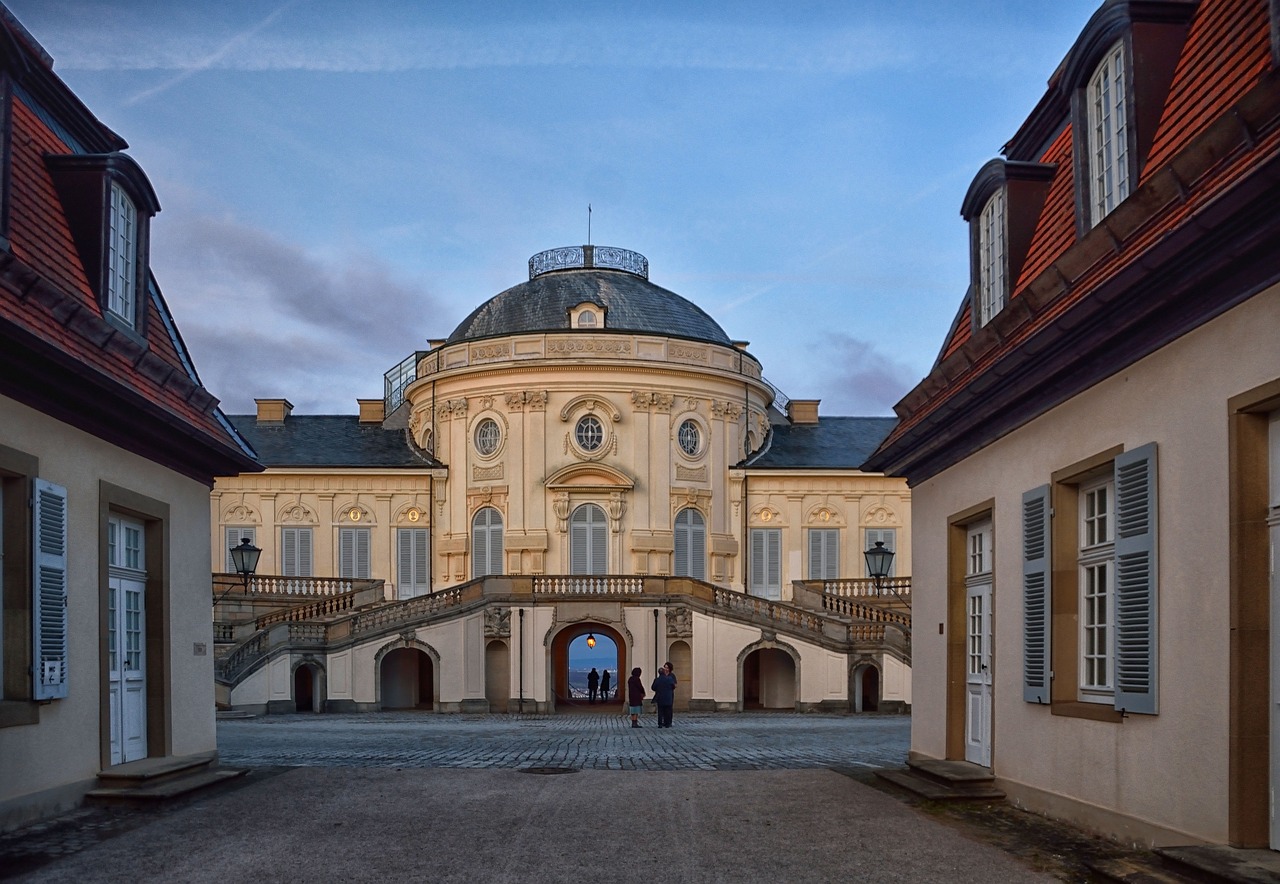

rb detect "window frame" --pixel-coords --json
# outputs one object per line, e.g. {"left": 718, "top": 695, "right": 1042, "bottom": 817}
{"left": 1086, "top": 40, "right": 1131, "bottom": 227}
{"left": 280, "top": 526, "right": 313, "bottom": 578}
{"left": 338, "top": 526, "right": 371, "bottom": 580}
{"left": 976, "top": 188, "right": 1007, "bottom": 327}
{"left": 474, "top": 417, "right": 502, "bottom": 458}
{"left": 673, "top": 507, "right": 706, "bottom": 580}
{"left": 749, "top": 527, "right": 782, "bottom": 599}
{"left": 807, "top": 527, "right": 839, "bottom": 581}
{"left": 1077, "top": 476, "right": 1116, "bottom": 703}
{"left": 471, "top": 507, "right": 504, "bottom": 579}
{"left": 677, "top": 419, "right": 702, "bottom": 458}
{"left": 574, "top": 415, "right": 604, "bottom": 453}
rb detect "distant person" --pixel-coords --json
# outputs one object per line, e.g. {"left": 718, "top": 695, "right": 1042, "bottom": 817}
{"left": 652, "top": 663, "right": 677, "bottom": 729}
{"left": 600, "top": 669, "right": 611, "bottom": 700}
{"left": 627, "top": 667, "right": 645, "bottom": 728}
{"left": 587, "top": 667, "right": 600, "bottom": 703}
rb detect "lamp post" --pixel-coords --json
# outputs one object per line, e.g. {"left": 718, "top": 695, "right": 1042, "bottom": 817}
{"left": 229, "top": 538, "right": 262, "bottom": 589}
{"left": 863, "top": 540, "right": 910, "bottom": 634}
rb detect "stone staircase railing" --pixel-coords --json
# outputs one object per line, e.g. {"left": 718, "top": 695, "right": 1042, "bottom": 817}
{"left": 815, "top": 576, "right": 912, "bottom": 603}
{"left": 533, "top": 575, "right": 645, "bottom": 595}
{"left": 821, "top": 596, "right": 912, "bottom": 628}
{"left": 215, "top": 629, "right": 269, "bottom": 685}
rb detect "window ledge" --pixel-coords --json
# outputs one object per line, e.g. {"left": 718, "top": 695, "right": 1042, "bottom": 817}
{"left": 1050, "top": 701, "right": 1123, "bottom": 723}
{"left": 0, "top": 699, "right": 40, "bottom": 728}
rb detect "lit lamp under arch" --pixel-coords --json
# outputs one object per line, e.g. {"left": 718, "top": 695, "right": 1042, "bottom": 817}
{"left": 586, "top": 633, "right": 597, "bottom": 650}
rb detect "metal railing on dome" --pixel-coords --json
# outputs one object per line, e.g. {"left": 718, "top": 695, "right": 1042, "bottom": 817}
{"left": 384, "top": 351, "right": 425, "bottom": 414}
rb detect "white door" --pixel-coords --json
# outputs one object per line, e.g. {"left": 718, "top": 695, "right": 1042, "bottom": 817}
{"left": 108, "top": 517, "right": 147, "bottom": 765}
{"left": 965, "top": 579, "right": 992, "bottom": 766}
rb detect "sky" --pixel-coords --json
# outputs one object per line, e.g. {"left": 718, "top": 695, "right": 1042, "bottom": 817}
{"left": 7, "top": 1, "right": 1102, "bottom": 417}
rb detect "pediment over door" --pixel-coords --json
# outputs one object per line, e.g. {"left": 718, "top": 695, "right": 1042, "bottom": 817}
{"left": 544, "top": 463, "right": 635, "bottom": 493}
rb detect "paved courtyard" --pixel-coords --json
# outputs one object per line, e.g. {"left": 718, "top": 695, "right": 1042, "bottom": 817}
{"left": 215, "top": 710, "right": 912, "bottom": 770}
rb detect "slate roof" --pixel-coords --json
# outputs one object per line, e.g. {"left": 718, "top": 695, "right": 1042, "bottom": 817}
{"left": 227, "top": 415, "right": 438, "bottom": 469}
{"left": 745, "top": 417, "right": 898, "bottom": 470}
{"left": 0, "top": 12, "right": 259, "bottom": 481}
{"left": 447, "top": 267, "right": 732, "bottom": 346}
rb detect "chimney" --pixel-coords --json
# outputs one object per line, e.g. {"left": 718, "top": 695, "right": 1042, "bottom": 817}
{"left": 357, "top": 399, "right": 385, "bottom": 424}
{"left": 787, "top": 399, "right": 820, "bottom": 425}
{"left": 255, "top": 398, "right": 293, "bottom": 423}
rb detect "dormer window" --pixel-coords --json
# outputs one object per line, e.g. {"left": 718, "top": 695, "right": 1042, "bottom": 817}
{"left": 107, "top": 182, "right": 138, "bottom": 327}
{"left": 1087, "top": 42, "right": 1129, "bottom": 226}
{"left": 977, "top": 189, "right": 1006, "bottom": 326}
{"left": 579, "top": 311, "right": 596, "bottom": 328}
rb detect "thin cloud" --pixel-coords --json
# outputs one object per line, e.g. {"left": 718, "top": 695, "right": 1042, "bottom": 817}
{"left": 814, "top": 332, "right": 919, "bottom": 416}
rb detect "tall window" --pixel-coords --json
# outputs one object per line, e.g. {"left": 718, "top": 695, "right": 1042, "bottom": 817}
{"left": 280, "top": 527, "right": 313, "bottom": 578}
{"left": 471, "top": 507, "right": 504, "bottom": 579}
{"left": 977, "top": 188, "right": 1006, "bottom": 326}
{"left": 1088, "top": 42, "right": 1130, "bottom": 226}
{"left": 570, "top": 504, "right": 608, "bottom": 575}
{"left": 1078, "top": 477, "right": 1114, "bottom": 702}
{"left": 807, "top": 528, "right": 839, "bottom": 580}
{"left": 224, "top": 527, "right": 256, "bottom": 572}
{"left": 750, "top": 528, "right": 781, "bottom": 599}
{"left": 338, "top": 527, "right": 371, "bottom": 579}
{"left": 107, "top": 182, "right": 138, "bottom": 327}
{"left": 864, "top": 528, "right": 897, "bottom": 577}
{"left": 397, "top": 528, "right": 429, "bottom": 598}
{"left": 673, "top": 508, "right": 706, "bottom": 580}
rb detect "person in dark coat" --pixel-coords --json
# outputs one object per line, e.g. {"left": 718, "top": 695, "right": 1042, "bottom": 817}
{"left": 587, "top": 667, "right": 599, "bottom": 703}
{"left": 600, "top": 669, "right": 611, "bottom": 700}
{"left": 651, "top": 663, "right": 677, "bottom": 728}
{"left": 627, "top": 667, "right": 645, "bottom": 728}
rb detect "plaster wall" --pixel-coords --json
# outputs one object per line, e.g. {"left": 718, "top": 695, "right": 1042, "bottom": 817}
{"left": 0, "top": 395, "right": 216, "bottom": 818}
{"left": 908, "top": 285, "right": 1280, "bottom": 845}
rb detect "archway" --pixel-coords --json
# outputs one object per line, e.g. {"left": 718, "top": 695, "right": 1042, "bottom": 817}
{"left": 852, "top": 662, "right": 880, "bottom": 712}
{"left": 669, "top": 640, "right": 692, "bottom": 711}
{"left": 549, "top": 622, "right": 625, "bottom": 710}
{"left": 380, "top": 647, "right": 434, "bottom": 710}
{"left": 741, "top": 647, "right": 797, "bottom": 710}
{"left": 292, "top": 661, "right": 324, "bottom": 713}
{"left": 485, "top": 639, "right": 510, "bottom": 712}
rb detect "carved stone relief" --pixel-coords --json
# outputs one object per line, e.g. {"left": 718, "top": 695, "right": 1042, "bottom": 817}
{"left": 484, "top": 606, "right": 511, "bottom": 638}
{"left": 666, "top": 606, "right": 693, "bottom": 638}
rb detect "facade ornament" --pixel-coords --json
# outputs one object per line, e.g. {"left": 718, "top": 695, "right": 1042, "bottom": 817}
{"left": 436, "top": 398, "right": 469, "bottom": 421}
{"left": 666, "top": 606, "right": 693, "bottom": 638}
{"left": 479, "top": 395, "right": 495, "bottom": 411}
{"left": 223, "top": 503, "right": 258, "bottom": 524}
{"left": 608, "top": 492, "right": 627, "bottom": 530}
{"left": 484, "top": 606, "right": 511, "bottom": 638}
{"left": 864, "top": 504, "right": 897, "bottom": 525}
{"left": 506, "top": 390, "right": 548, "bottom": 411}
{"left": 553, "top": 493, "right": 570, "bottom": 533}
{"left": 629, "top": 390, "right": 674, "bottom": 412}
{"left": 684, "top": 396, "right": 699, "bottom": 412}
{"left": 400, "top": 630, "right": 417, "bottom": 645}
{"left": 278, "top": 502, "right": 316, "bottom": 524}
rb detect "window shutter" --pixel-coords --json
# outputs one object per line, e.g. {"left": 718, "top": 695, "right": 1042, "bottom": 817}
{"left": 339, "top": 528, "right": 355, "bottom": 578}
{"left": 33, "top": 479, "right": 68, "bottom": 701}
{"left": 356, "top": 528, "right": 370, "bottom": 579}
{"left": 808, "top": 529, "right": 823, "bottom": 579}
{"left": 674, "top": 510, "right": 690, "bottom": 577}
{"left": 399, "top": 527, "right": 414, "bottom": 593}
{"left": 489, "top": 515, "right": 505, "bottom": 577}
{"left": 472, "top": 510, "right": 490, "bottom": 579}
{"left": 281, "top": 528, "right": 297, "bottom": 577}
{"left": 1113, "top": 443, "right": 1158, "bottom": 715}
{"left": 1022, "top": 485, "right": 1051, "bottom": 704}
{"left": 225, "top": 527, "right": 256, "bottom": 571}
{"left": 766, "top": 529, "right": 781, "bottom": 596}
{"left": 589, "top": 508, "right": 607, "bottom": 575}
{"left": 689, "top": 511, "right": 706, "bottom": 581}
{"left": 750, "top": 529, "right": 766, "bottom": 594}
{"left": 297, "top": 528, "right": 312, "bottom": 578}
{"left": 414, "top": 529, "right": 429, "bottom": 590}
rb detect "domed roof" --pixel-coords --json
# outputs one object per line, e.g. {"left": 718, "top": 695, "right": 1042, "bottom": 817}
{"left": 446, "top": 246, "right": 732, "bottom": 346}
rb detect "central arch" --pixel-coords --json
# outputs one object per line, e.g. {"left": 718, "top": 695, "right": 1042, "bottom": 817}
{"left": 548, "top": 621, "right": 626, "bottom": 711}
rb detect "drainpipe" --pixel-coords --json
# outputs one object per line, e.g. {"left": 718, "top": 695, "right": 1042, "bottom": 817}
{"left": 518, "top": 608, "right": 525, "bottom": 713}
{"left": 653, "top": 607, "right": 659, "bottom": 682}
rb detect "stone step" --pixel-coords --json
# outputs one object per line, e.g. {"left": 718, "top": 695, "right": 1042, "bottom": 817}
{"left": 1154, "top": 846, "right": 1280, "bottom": 884}
{"left": 874, "top": 767, "right": 1006, "bottom": 801}
{"left": 86, "top": 767, "right": 247, "bottom": 808}
{"left": 94, "top": 752, "right": 218, "bottom": 790}
{"left": 216, "top": 709, "right": 256, "bottom": 720}
{"left": 1086, "top": 856, "right": 1204, "bottom": 883}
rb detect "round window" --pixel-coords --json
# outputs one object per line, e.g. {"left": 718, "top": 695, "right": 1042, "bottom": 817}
{"left": 575, "top": 415, "right": 604, "bottom": 452}
{"left": 474, "top": 418, "right": 501, "bottom": 456}
{"left": 678, "top": 419, "right": 701, "bottom": 456}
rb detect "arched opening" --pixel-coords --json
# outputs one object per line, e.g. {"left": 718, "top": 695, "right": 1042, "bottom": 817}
{"left": 380, "top": 647, "right": 434, "bottom": 710}
{"left": 549, "top": 622, "right": 625, "bottom": 710}
{"left": 860, "top": 664, "right": 880, "bottom": 712}
{"left": 565, "top": 632, "right": 619, "bottom": 705}
{"left": 485, "top": 639, "right": 510, "bottom": 712}
{"left": 669, "top": 640, "right": 692, "bottom": 711}
{"left": 742, "top": 648, "right": 796, "bottom": 710}
{"left": 293, "top": 663, "right": 319, "bottom": 713}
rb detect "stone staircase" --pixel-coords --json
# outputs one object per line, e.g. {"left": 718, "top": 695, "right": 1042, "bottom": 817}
{"left": 85, "top": 753, "right": 246, "bottom": 808}
{"left": 874, "top": 757, "right": 1005, "bottom": 801}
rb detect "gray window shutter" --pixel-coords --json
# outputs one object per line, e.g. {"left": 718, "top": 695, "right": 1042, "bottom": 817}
{"left": 766, "top": 529, "right": 781, "bottom": 594}
{"left": 1114, "top": 443, "right": 1158, "bottom": 715}
{"left": 750, "top": 529, "right": 766, "bottom": 594}
{"left": 398, "top": 528, "right": 413, "bottom": 591}
{"left": 297, "top": 528, "right": 313, "bottom": 577}
{"left": 1022, "top": 485, "right": 1051, "bottom": 704}
{"left": 224, "top": 527, "right": 255, "bottom": 571}
{"left": 674, "top": 509, "right": 691, "bottom": 577}
{"left": 570, "top": 510, "right": 587, "bottom": 575}
{"left": 589, "top": 507, "right": 607, "bottom": 575}
{"left": 414, "top": 529, "right": 429, "bottom": 590}
{"left": 689, "top": 511, "right": 706, "bottom": 581}
{"left": 33, "top": 479, "right": 68, "bottom": 701}
{"left": 808, "top": 529, "right": 823, "bottom": 579}
{"left": 339, "top": 528, "right": 355, "bottom": 578}
{"left": 472, "top": 509, "right": 493, "bottom": 579}
{"left": 489, "top": 514, "right": 505, "bottom": 577}
{"left": 281, "top": 528, "right": 297, "bottom": 576}
{"left": 571, "top": 505, "right": 604, "bottom": 575}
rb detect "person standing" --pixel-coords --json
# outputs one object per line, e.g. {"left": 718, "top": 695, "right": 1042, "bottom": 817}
{"left": 600, "top": 669, "right": 611, "bottom": 701}
{"left": 627, "top": 667, "right": 645, "bottom": 728}
{"left": 651, "top": 663, "right": 677, "bottom": 729}
{"left": 587, "top": 667, "right": 600, "bottom": 703}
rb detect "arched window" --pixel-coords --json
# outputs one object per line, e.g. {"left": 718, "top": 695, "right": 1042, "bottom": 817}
{"left": 569, "top": 504, "right": 608, "bottom": 575}
{"left": 471, "top": 507, "right": 504, "bottom": 579}
{"left": 674, "top": 508, "right": 706, "bottom": 580}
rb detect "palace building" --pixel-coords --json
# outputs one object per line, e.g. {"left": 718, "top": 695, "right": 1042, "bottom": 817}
{"left": 867, "top": 0, "right": 1280, "bottom": 852}
{"left": 212, "top": 245, "right": 913, "bottom": 717}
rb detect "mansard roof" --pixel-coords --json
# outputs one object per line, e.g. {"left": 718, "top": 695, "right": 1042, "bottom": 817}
{"left": 868, "top": 0, "right": 1280, "bottom": 484}
{"left": 227, "top": 415, "right": 439, "bottom": 469}
{"left": 745, "top": 417, "right": 898, "bottom": 470}
{"left": 0, "top": 8, "right": 259, "bottom": 482}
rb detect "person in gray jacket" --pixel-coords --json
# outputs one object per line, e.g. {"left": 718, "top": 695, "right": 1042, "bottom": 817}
{"left": 651, "top": 663, "right": 677, "bottom": 728}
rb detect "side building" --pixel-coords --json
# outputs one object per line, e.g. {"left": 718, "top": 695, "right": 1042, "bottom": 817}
{"left": 212, "top": 246, "right": 912, "bottom": 716}
{"left": 868, "top": 0, "right": 1280, "bottom": 850}
{"left": 0, "top": 7, "right": 260, "bottom": 829}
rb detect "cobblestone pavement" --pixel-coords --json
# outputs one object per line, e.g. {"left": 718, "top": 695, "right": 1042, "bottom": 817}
{"left": 215, "top": 710, "right": 911, "bottom": 770}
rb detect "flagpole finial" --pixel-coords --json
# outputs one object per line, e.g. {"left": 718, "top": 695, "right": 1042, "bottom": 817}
{"left": 588, "top": 204, "right": 592, "bottom": 245}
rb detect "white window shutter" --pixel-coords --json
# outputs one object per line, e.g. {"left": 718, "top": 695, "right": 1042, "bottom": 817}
{"left": 1022, "top": 485, "right": 1051, "bottom": 704}
{"left": 1114, "top": 443, "right": 1158, "bottom": 715}
{"left": 33, "top": 479, "right": 68, "bottom": 701}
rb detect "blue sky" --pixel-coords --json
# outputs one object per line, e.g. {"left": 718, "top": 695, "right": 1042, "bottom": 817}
{"left": 8, "top": 1, "right": 1100, "bottom": 416}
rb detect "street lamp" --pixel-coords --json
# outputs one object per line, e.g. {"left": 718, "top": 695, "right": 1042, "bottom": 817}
{"left": 863, "top": 541, "right": 895, "bottom": 594}
{"left": 586, "top": 632, "right": 596, "bottom": 650}
{"left": 229, "top": 537, "right": 262, "bottom": 589}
